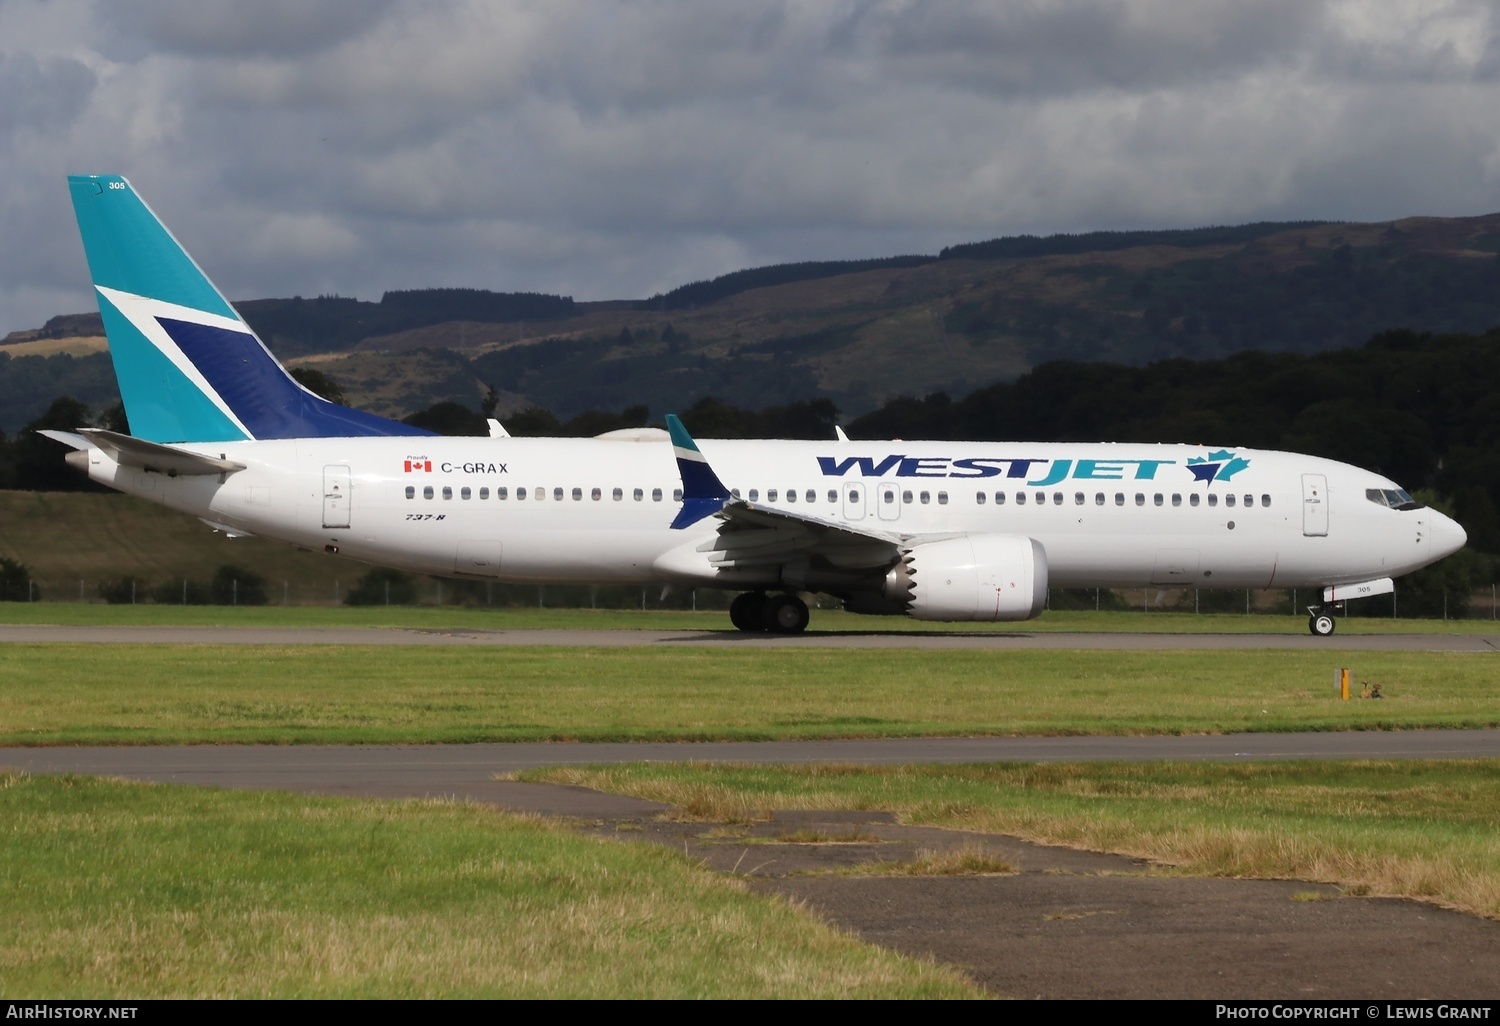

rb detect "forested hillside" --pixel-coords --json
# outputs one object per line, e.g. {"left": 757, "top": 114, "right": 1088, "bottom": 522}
{"left": 4, "top": 212, "right": 1499, "bottom": 433}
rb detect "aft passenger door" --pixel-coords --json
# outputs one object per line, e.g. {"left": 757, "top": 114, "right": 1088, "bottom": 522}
{"left": 322, "top": 465, "right": 351, "bottom": 529}
{"left": 1302, "top": 474, "right": 1328, "bottom": 537}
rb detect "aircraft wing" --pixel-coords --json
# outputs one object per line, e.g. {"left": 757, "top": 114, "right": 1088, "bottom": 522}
{"left": 661, "top": 414, "right": 905, "bottom": 576}
{"left": 697, "top": 499, "right": 903, "bottom": 572}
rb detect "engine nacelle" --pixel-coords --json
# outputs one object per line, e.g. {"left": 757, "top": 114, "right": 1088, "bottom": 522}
{"left": 891, "top": 534, "right": 1049, "bottom": 622}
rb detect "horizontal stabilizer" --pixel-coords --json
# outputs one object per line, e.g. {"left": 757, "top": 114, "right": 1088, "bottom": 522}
{"left": 42, "top": 428, "right": 245, "bottom": 476}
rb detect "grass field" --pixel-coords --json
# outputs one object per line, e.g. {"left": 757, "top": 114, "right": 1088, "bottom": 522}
{"left": 2, "top": 601, "right": 1496, "bottom": 634}
{"left": 1, "top": 644, "right": 1497, "bottom": 745}
{"left": 530, "top": 759, "right": 1500, "bottom": 921}
{"left": 0, "top": 772, "right": 975, "bottom": 998}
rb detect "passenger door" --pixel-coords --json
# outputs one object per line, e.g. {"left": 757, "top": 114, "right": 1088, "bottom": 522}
{"left": 1302, "top": 474, "right": 1328, "bottom": 537}
{"left": 322, "top": 466, "right": 351, "bottom": 529}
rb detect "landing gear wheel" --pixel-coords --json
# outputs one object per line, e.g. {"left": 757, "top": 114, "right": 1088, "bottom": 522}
{"left": 762, "top": 593, "right": 810, "bottom": 634}
{"left": 1309, "top": 612, "right": 1336, "bottom": 637}
{"left": 730, "top": 592, "right": 768, "bottom": 632}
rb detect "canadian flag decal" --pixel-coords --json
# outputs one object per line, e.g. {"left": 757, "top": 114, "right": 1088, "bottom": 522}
{"left": 404, "top": 457, "right": 432, "bottom": 473}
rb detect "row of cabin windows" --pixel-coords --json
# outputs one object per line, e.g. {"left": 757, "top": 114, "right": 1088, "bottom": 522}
{"left": 404, "top": 484, "right": 1271, "bottom": 509}
{"left": 731, "top": 488, "right": 839, "bottom": 504}
{"left": 406, "top": 485, "right": 685, "bottom": 502}
{"left": 978, "top": 491, "right": 1271, "bottom": 508}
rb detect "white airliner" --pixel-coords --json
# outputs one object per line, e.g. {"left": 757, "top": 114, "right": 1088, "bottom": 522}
{"left": 45, "top": 175, "right": 1467, "bottom": 636}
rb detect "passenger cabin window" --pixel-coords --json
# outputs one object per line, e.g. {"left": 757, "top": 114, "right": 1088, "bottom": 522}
{"left": 1135, "top": 493, "right": 1144, "bottom": 506}
{"left": 1226, "top": 494, "right": 1236, "bottom": 507}
{"left": 995, "top": 492, "right": 1006, "bottom": 505}
{"left": 748, "top": 489, "right": 759, "bottom": 501}
{"left": 903, "top": 490, "right": 914, "bottom": 504}
{"left": 405, "top": 486, "right": 415, "bottom": 499}
{"left": 977, "top": 491, "right": 987, "bottom": 504}
{"left": 535, "top": 487, "right": 545, "bottom": 501}
{"left": 1114, "top": 493, "right": 1124, "bottom": 506}
{"left": 634, "top": 488, "right": 643, "bottom": 501}
{"left": 652, "top": 488, "right": 663, "bottom": 502}
{"left": 572, "top": 487, "right": 582, "bottom": 501}
{"left": 1262, "top": 494, "right": 1272, "bottom": 507}
{"left": 1095, "top": 493, "right": 1105, "bottom": 506}
{"left": 938, "top": 491, "right": 949, "bottom": 505}
{"left": 442, "top": 486, "right": 453, "bottom": 500}
{"left": 1075, "top": 492, "right": 1085, "bottom": 505}
{"left": 497, "top": 487, "right": 508, "bottom": 500}
{"left": 591, "top": 488, "right": 601, "bottom": 500}
{"left": 1153, "top": 493, "right": 1163, "bottom": 506}
{"left": 554, "top": 487, "right": 564, "bottom": 501}
{"left": 1171, "top": 493, "right": 1181, "bottom": 507}
{"left": 1208, "top": 494, "right": 1218, "bottom": 507}
{"left": 461, "top": 486, "right": 471, "bottom": 500}
{"left": 613, "top": 487, "right": 623, "bottom": 501}
{"left": 1053, "top": 492, "right": 1063, "bottom": 505}
{"left": 1189, "top": 493, "right": 1199, "bottom": 507}
{"left": 768, "top": 489, "right": 779, "bottom": 502}
{"left": 673, "top": 488, "right": 683, "bottom": 501}
{"left": 786, "top": 489, "right": 796, "bottom": 503}
{"left": 1016, "top": 492, "right": 1027, "bottom": 506}
{"left": 517, "top": 487, "right": 527, "bottom": 500}
{"left": 1243, "top": 494, "right": 1253, "bottom": 507}
{"left": 480, "top": 487, "right": 489, "bottom": 500}
{"left": 423, "top": 485, "right": 433, "bottom": 500}
{"left": 920, "top": 491, "right": 930, "bottom": 505}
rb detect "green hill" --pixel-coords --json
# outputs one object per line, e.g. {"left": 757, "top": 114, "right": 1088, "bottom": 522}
{"left": 5, "top": 212, "right": 1500, "bottom": 431}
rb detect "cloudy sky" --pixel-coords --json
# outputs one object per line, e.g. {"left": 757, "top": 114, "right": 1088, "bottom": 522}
{"left": 3, "top": 0, "right": 1499, "bottom": 337}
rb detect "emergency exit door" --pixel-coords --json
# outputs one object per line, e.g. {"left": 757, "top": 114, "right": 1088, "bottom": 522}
{"left": 1302, "top": 474, "right": 1328, "bottom": 537}
{"left": 323, "top": 466, "right": 351, "bottom": 529}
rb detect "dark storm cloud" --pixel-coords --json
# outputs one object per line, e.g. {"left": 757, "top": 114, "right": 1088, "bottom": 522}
{"left": 0, "top": 51, "right": 96, "bottom": 138}
{"left": 832, "top": 0, "right": 1319, "bottom": 95}
{"left": 96, "top": 0, "right": 397, "bottom": 59}
{"left": 2, "top": 0, "right": 1500, "bottom": 337}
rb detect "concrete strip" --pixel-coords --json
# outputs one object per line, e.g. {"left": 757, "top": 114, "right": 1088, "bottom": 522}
{"left": 7, "top": 730, "right": 1500, "bottom": 812}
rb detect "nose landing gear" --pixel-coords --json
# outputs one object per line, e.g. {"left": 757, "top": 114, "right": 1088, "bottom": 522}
{"left": 729, "top": 591, "right": 810, "bottom": 634}
{"left": 1307, "top": 603, "right": 1343, "bottom": 636}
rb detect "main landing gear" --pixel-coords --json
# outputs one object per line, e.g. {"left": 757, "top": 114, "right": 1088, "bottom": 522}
{"left": 730, "top": 591, "right": 810, "bottom": 634}
{"left": 1307, "top": 604, "right": 1342, "bottom": 637}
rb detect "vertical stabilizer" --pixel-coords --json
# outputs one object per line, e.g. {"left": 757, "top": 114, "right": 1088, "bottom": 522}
{"left": 67, "top": 175, "right": 431, "bottom": 443}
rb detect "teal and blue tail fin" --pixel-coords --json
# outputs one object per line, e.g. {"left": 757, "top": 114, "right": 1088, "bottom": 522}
{"left": 665, "top": 414, "right": 732, "bottom": 529}
{"left": 67, "top": 174, "right": 431, "bottom": 443}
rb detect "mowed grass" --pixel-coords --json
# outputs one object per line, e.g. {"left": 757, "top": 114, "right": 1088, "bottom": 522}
{"left": 0, "top": 772, "right": 976, "bottom": 999}
{"left": 3, "top": 601, "right": 1498, "bottom": 634}
{"left": 1, "top": 645, "right": 1498, "bottom": 744}
{"left": 531, "top": 759, "right": 1500, "bottom": 920}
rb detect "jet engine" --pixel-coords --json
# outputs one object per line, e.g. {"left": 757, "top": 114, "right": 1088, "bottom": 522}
{"left": 885, "top": 534, "right": 1048, "bottom": 622}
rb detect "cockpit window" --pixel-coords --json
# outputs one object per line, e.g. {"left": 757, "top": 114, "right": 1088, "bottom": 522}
{"left": 1366, "top": 487, "right": 1424, "bottom": 511}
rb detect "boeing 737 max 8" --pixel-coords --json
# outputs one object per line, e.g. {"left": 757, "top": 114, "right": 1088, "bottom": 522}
{"left": 44, "top": 175, "right": 1468, "bottom": 636}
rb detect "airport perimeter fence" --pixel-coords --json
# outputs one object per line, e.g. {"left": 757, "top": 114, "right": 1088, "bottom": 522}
{"left": 3, "top": 567, "right": 1499, "bottom": 620}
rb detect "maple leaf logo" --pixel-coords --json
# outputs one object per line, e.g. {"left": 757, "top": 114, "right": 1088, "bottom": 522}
{"left": 1186, "top": 449, "right": 1250, "bottom": 484}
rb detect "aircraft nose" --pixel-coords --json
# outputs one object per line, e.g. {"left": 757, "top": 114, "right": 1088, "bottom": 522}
{"left": 1430, "top": 509, "right": 1468, "bottom": 560}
